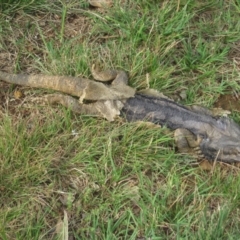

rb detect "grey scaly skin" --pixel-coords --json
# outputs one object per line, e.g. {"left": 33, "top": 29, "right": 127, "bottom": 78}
{"left": 122, "top": 94, "right": 240, "bottom": 163}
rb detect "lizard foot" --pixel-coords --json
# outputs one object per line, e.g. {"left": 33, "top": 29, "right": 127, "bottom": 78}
{"left": 174, "top": 128, "right": 205, "bottom": 160}
{"left": 91, "top": 64, "right": 129, "bottom": 85}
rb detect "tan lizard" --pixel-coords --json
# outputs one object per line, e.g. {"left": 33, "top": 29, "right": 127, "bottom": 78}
{"left": 1, "top": 67, "right": 240, "bottom": 163}
{"left": 0, "top": 66, "right": 135, "bottom": 121}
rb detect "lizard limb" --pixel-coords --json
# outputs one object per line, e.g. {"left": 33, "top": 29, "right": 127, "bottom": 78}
{"left": 34, "top": 93, "right": 123, "bottom": 121}
{"left": 174, "top": 128, "right": 205, "bottom": 159}
{"left": 0, "top": 71, "right": 135, "bottom": 101}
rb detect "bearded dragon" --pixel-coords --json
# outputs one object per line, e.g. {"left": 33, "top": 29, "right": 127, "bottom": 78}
{"left": 1, "top": 67, "right": 240, "bottom": 163}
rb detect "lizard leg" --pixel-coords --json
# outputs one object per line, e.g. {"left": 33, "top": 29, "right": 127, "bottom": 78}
{"left": 33, "top": 93, "right": 99, "bottom": 115}
{"left": 81, "top": 64, "right": 135, "bottom": 102}
{"left": 91, "top": 64, "right": 129, "bottom": 85}
{"left": 34, "top": 93, "right": 123, "bottom": 121}
{"left": 174, "top": 128, "right": 215, "bottom": 170}
{"left": 91, "top": 64, "right": 118, "bottom": 82}
{"left": 174, "top": 128, "right": 205, "bottom": 159}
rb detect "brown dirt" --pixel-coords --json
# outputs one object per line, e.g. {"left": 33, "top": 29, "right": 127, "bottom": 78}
{"left": 214, "top": 93, "right": 240, "bottom": 112}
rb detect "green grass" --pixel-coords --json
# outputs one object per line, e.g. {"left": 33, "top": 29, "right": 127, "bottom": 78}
{"left": 1, "top": 0, "right": 240, "bottom": 239}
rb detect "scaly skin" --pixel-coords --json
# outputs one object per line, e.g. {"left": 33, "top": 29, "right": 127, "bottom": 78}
{"left": 1, "top": 68, "right": 240, "bottom": 162}
{"left": 0, "top": 70, "right": 135, "bottom": 101}
{"left": 122, "top": 94, "right": 240, "bottom": 163}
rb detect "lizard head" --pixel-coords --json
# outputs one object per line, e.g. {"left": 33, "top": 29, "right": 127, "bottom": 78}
{"left": 200, "top": 117, "right": 240, "bottom": 163}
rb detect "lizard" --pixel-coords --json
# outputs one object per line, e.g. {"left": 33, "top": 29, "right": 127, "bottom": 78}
{"left": 0, "top": 67, "right": 240, "bottom": 163}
